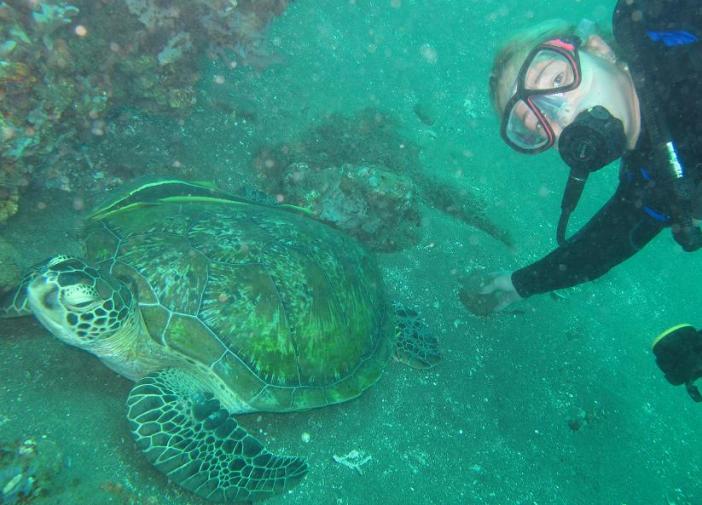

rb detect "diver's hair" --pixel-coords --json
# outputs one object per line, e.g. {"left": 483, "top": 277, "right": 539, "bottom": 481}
{"left": 488, "top": 19, "right": 577, "bottom": 112}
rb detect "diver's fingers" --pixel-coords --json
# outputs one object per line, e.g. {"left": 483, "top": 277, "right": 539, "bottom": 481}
{"left": 478, "top": 278, "right": 500, "bottom": 295}
{"left": 478, "top": 273, "right": 511, "bottom": 295}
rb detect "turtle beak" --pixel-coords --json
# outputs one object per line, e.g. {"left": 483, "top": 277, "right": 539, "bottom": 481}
{"left": 27, "top": 275, "right": 53, "bottom": 307}
{"left": 39, "top": 284, "right": 59, "bottom": 310}
{"left": 27, "top": 276, "right": 65, "bottom": 332}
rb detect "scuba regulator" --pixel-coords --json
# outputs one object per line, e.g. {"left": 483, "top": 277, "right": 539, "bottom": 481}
{"left": 556, "top": 106, "right": 626, "bottom": 246}
{"left": 555, "top": 98, "right": 702, "bottom": 252}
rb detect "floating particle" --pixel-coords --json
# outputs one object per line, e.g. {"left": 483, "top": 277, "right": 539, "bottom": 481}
{"left": 419, "top": 43, "right": 438, "bottom": 64}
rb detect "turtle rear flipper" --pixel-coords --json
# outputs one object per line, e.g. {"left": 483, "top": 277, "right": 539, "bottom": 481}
{"left": 393, "top": 303, "right": 441, "bottom": 369}
{"left": 127, "top": 368, "right": 308, "bottom": 503}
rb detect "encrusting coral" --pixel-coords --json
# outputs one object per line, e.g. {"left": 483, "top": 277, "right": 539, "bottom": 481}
{"left": 0, "top": 0, "right": 291, "bottom": 223}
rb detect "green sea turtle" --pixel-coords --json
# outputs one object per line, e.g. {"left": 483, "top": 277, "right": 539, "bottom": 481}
{"left": 0, "top": 179, "right": 440, "bottom": 503}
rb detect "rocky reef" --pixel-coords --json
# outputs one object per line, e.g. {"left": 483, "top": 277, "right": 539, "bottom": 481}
{"left": 0, "top": 0, "right": 290, "bottom": 223}
{"left": 280, "top": 161, "right": 422, "bottom": 251}
{"left": 0, "top": 234, "right": 21, "bottom": 293}
{"left": 0, "top": 436, "right": 64, "bottom": 504}
{"left": 253, "top": 107, "right": 513, "bottom": 251}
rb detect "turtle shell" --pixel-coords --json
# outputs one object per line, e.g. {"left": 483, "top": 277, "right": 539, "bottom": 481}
{"left": 83, "top": 196, "right": 392, "bottom": 412}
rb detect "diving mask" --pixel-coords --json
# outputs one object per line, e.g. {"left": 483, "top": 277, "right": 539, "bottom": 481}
{"left": 500, "top": 37, "right": 582, "bottom": 153}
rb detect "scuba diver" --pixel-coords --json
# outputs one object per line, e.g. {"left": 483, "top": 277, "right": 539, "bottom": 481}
{"left": 460, "top": 0, "right": 702, "bottom": 400}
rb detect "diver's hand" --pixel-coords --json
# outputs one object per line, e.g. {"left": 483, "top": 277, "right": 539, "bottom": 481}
{"left": 459, "top": 270, "right": 522, "bottom": 316}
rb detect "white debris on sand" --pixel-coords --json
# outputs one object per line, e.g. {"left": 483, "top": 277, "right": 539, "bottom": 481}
{"left": 332, "top": 450, "right": 372, "bottom": 475}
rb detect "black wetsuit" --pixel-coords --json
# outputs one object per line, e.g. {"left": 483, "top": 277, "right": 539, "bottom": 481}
{"left": 512, "top": 0, "right": 702, "bottom": 298}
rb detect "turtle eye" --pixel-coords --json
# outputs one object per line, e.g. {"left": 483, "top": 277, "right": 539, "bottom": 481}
{"left": 71, "top": 300, "right": 94, "bottom": 309}
{"left": 63, "top": 286, "right": 99, "bottom": 309}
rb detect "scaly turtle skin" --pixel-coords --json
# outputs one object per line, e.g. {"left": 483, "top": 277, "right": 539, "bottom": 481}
{"left": 1, "top": 179, "right": 440, "bottom": 503}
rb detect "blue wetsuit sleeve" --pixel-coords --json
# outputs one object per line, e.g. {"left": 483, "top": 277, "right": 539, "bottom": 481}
{"left": 614, "top": 0, "right": 702, "bottom": 36}
{"left": 511, "top": 186, "right": 665, "bottom": 298}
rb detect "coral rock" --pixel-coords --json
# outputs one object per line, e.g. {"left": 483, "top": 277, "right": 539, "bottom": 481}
{"left": 281, "top": 162, "right": 422, "bottom": 251}
{"left": 0, "top": 234, "right": 21, "bottom": 293}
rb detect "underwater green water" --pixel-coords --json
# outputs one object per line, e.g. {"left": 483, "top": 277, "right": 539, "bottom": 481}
{"left": 2, "top": 1, "right": 701, "bottom": 504}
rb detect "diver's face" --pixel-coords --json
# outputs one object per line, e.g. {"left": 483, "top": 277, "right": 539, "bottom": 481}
{"left": 498, "top": 35, "right": 640, "bottom": 153}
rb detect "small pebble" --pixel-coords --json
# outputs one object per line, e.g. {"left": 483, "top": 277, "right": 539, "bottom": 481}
{"left": 300, "top": 432, "right": 311, "bottom": 443}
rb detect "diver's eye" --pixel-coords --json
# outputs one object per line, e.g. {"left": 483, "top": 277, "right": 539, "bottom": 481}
{"left": 553, "top": 72, "right": 565, "bottom": 87}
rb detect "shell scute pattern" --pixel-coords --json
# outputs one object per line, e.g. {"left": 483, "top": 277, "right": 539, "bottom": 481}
{"left": 118, "top": 233, "right": 209, "bottom": 315}
{"left": 84, "top": 200, "right": 390, "bottom": 410}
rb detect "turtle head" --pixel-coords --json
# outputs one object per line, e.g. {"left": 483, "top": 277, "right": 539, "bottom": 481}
{"left": 27, "top": 256, "right": 135, "bottom": 351}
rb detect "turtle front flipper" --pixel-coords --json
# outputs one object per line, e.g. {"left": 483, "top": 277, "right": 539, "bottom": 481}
{"left": 127, "top": 368, "right": 307, "bottom": 502}
{"left": 393, "top": 303, "right": 441, "bottom": 369}
{"left": 0, "top": 272, "right": 34, "bottom": 319}
{"left": 1, "top": 255, "right": 77, "bottom": 319}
